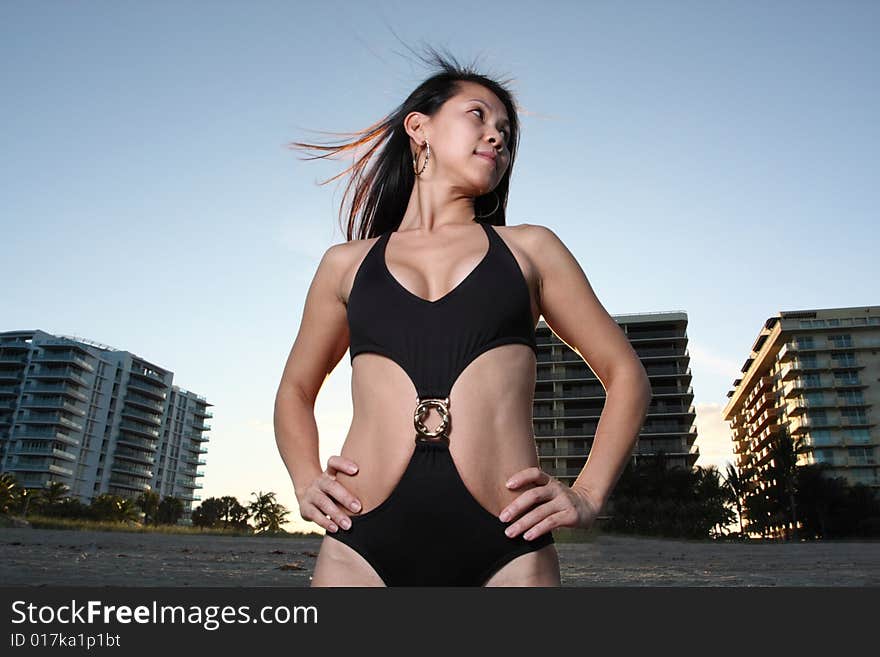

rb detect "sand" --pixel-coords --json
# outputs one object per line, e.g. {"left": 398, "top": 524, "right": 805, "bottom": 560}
{"left": 2, "top": 527, "right": 879, "bottom": 587}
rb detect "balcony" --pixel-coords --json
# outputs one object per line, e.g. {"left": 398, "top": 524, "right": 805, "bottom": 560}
{"left": 32, "top": 352, "right": 94, "bottom": 373}
{"left": 17, "top": 410, "right": 84, "bottom": 432}
{"left": 119, "top": 420, "right": 160, "bottom": 439}
{"left": 129, "top": 368, "right": 167, "bottom": 385}
{"left": 29, "top": 366, "right": 89, "bottom": 387}
{"left": 121, "top": 406, "right": 163, "bottom": 426}
{"left": 126, "top": 380, "right": 167, "bottom": 401}
{"left": 116, "top": 436, "right": 158, "bottom": 452}
{"left": 13, "top": 445, "right": 78, "bottom": 461}
{"left": 111, "top": 462, "right": 153, "bottom": 478}
{"left": 114, "top": 448, "right": 156, "bottom": 465}
{"left": 26, "top": 383, "right": 88, "bottom": 402}
{"left": 11, "top": 461, "right": 74, "bottom": 477}
{"left": 123, "top": 393, "right": 165, "bottom": 413}
{"left": 20, "top": 397, "right": 85, "bottom": 416}
{"left": 187, "top": 420, "right": 210, "bottom": 431}
{"left": 0, "top": 341, "right": 31, "bottom": 351}
{"left": 829, "top": 358, "right": 862, "bottom": 371}
{"left": 107, "top": 477, "right": 151, "bottom": 493}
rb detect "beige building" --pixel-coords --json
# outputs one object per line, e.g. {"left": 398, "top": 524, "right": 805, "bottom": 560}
{"left": 534, "top": 311, "right": 696, "bottom": 489}
{"left": 722, "top": 306, "right": 880, "bottom": 535}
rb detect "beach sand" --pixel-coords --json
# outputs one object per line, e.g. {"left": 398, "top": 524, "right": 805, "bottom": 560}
{"left": 2, "top": 527, "right": 879, "bottom": 587}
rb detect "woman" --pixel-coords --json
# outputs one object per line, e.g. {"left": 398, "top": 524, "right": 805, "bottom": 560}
{"left": 274, "top": 49, "right": 652, "bottom": 586}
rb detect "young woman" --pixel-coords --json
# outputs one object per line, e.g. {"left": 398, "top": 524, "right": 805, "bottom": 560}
{"left": 274, "top": 50, "right": 652, "bottom": 586}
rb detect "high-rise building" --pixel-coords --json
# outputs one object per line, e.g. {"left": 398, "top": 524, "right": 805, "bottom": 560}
{"left": 534, "top": 311, "right": 696, "bottom": 488}
{"left": 722, "top": 306, "right": 880, "bottom": 537}
{"left": 0, "top": 329, "right": 212, "bottom": 521}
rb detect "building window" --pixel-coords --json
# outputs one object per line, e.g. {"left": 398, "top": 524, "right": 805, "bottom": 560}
{"left": 810, "top": 430, "right": 835, "bottom": 446}
{"left": 837, "top": 390, "right": 864, "bottom": 404}
{"left": 834, "top": 371, "right": 859, "bottom": 385}
{"left": 831, "top": 352, "right": 857, "bottom": 367}
{"left": 795, "top": 335, "right": 815, "bottom": 349}
{"left": 847, "top": 447, "right": 874, "bottom": 465}
{"left": 843, "top": 428, "right": 871, "bottom": 444}
{"left": 815, "top": 449, "right": 836, "bottom": 464}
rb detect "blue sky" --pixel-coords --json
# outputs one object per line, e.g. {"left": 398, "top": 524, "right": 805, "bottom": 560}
{"left": 2, "top": 1, "right": 877, "bottom": 533}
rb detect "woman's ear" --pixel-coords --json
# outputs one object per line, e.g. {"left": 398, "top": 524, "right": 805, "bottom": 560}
{"left": 403, "top": 111, "right": 429, "bottom": 144}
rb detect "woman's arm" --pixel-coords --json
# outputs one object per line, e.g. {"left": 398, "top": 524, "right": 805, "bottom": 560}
{"left": 525, "top": 224, "right": 652, "bottom": 512}
{"left": 274, "top": 243, "right": 352, "bottom": 497}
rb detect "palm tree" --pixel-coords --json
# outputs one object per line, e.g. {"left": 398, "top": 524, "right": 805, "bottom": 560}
{"left": 248, "top": 490, "right": 290, "bottom": 534}
{"left": 720, "top": 462, "right": 746, "bottom": 536}
{"left": 769, "top": 430, "right": 809, "bottom": 540}
{"left": 16, "top": 486, "right": 42, "bottom": 517}
{"left": 219, "top": 496, "right": 249, "bottom": 529}
{"left": 157, "top": 496, "right": 184, "bottom": 525}
{"left": 90, "top": 494, "right": 141, "bottom": 522}
{"left": 136, "top": 490, "right": 161, "bottom": 525}
{"left": 0, "top": 473, "right": 18, "bottom": 514}
{"left": 38, "top": 480, "right": 70, "bottom": 515}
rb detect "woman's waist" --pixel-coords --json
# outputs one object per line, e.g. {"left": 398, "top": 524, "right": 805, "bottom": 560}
{"left": 349, "top": 397, "right": 536, "bottom": 436}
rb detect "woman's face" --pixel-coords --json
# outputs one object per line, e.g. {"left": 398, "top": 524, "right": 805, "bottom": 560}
{"left": 413, "top": 81, "right": 512, "bottom": 195}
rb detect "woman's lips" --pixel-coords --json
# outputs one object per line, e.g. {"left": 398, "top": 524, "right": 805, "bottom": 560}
{"left": 475, "top": 153, "right": 496, "bottom": 165}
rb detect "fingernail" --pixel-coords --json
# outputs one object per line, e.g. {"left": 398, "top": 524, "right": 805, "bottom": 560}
{"left": 341, "top": 518, "right": 351, "bottom": 529}
{"left": 499, "top": 510, "right": 509, "bottom": 522}
{"left": 506, "top": 480, "right": 514, "bottom": 488}
{"left": 524, "top": 530, "right": 534, "bottom": 540}
{"left": 351, "top": 501, "right": 361, "bottom": 511}
{"left": 504, "top": 527, "right": 514, "bottom": 537}
{"left": 329, "top": 524, "right": 338, "bottom": 532}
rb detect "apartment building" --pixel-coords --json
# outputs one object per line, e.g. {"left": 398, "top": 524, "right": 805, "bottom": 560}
{"left": 0, "top": 329, "right": 212, "bottom": 519}
{"left": 722, "top": 306, "right": 880, "bottom": 534}
{"left": 534, "top": 311, "right": 696, "bottom": 486}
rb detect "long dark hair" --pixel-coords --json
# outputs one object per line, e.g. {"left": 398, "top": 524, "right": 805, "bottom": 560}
{"left": 287, "top": 44, "right": 521, "bottom": 241}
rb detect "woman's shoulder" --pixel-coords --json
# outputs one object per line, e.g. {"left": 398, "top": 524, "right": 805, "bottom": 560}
{"left": 498, "top": 221, "right": 559, "bottom": 238}
{"left": 496, "top": 222, "right": 562, "bottom": 255}
{"left": 324, "top": 232, "right": 383, "bottom": 270}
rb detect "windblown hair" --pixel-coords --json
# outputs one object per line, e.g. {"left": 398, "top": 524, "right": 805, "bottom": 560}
{"left": 287, "top": 44, "right": 521, "bottom": 241}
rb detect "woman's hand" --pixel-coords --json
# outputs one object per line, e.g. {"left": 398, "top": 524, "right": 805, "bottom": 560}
{"left": 295, "top": 455, "right": 363, "bottom": 534}
{"left": 498, "top": 467, "right": 604, "bottom": 541}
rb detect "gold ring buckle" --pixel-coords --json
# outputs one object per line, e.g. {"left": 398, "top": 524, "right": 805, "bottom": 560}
{"left": 413, "top": 396, "right": 451, "bottom": 443}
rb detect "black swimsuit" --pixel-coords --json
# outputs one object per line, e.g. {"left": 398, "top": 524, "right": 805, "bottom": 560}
{"left": 327, "top": 220, "right": 554, "bottom": 586}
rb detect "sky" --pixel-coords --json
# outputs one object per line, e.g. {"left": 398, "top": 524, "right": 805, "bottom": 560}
{"left": 2, "top": 1, "right": 877, "bottom": 534}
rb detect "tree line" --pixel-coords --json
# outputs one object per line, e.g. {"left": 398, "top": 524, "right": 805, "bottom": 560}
{"left": 0, "top": 473, "right": 291, "bottom": 534}
{"left": 605, "top": 431, "right": 880, "bottom": 539}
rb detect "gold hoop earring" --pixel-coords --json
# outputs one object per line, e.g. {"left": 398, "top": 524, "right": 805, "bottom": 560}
{"left": 474, "top": 190, "right": 501, "bottom": 219}
{"left": 413, "top": 140, "right": 430, "bottom": 176}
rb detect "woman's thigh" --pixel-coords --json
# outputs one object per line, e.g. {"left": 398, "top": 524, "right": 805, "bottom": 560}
{"left": 484, "top": 543, "right": 561, "bottom": 587}
{"left": 310, "top": 535, "right": 386, "bottom": 587}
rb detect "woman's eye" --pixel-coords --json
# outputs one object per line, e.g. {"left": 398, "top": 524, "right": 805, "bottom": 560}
{"left": 471, "top": 108, "right": 508, "bottom": 139}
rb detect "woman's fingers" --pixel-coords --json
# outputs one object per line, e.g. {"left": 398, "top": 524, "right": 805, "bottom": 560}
{"left": 297, "top": 459, "right": 362, "bottom": 532}
{"left": 505, "top": 466, "right": 550, "bottom": 490}
{"left": 327, "top": 454, "right": 359, "bottom": 476}
{"left": 518, "top": 508, "right": 575, "bottom": 541}
{"left": 310, "top": 493, "right": 352, "bottom": 532}
{"left": 502, "top": 482, "right": 597, "bottom": 539}
{"left": 498, "top": 485, "right": 553, "bottom": 524}
{"left": 321, "top": 477, "right": 362, "bottom": 514}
